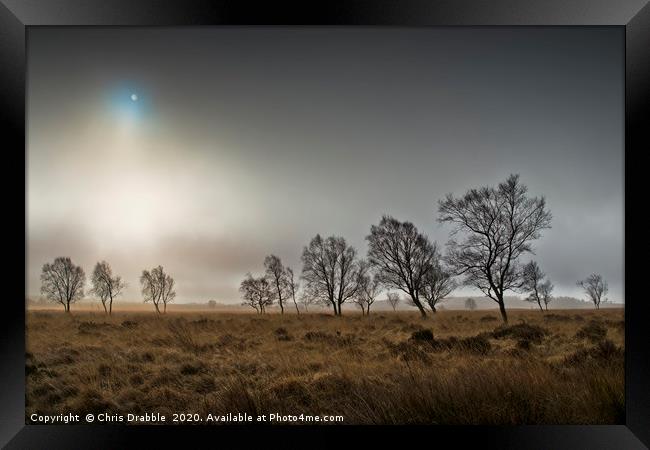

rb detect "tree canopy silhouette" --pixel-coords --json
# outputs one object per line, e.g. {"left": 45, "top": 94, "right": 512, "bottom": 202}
{"left": 366, "top": 215, "right": 437, "bottom": 317}
{"left": 140, "top": 265, "right": 176, "bottom": 314}
{"left": 301, "top": 234, "right": 362, "bottom": 316}
{"left": 89, "top": 260, "right": 126, "bottom": 315}
{"left": 40, "top": 257, "right": 86, "bottom": 313}
{"left": 577, "top": 273, "right": 608, "bottom": 309}
{"left": 438, "top": 174, "right": 552, "bottom": 322}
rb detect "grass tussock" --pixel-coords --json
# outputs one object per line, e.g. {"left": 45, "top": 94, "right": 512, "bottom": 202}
{"left": 26, "top": 308, "right": 624, "bottom": 424}
{"left": 575, "top": 320, "right": 608, "bottom": 343}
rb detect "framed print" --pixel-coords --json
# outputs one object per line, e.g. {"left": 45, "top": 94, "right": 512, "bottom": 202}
{"left": 1, "top": 0, "right": 649, "bottom": 448}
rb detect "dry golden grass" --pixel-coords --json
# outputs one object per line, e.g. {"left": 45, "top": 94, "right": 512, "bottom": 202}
{"left": 25, "top": 308, "right": 624, "bottom": 425}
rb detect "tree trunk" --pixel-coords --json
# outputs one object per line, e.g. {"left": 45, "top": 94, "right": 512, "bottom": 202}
{"left": 537, "top": 301, "right": 543, "bottom": 312}
{"left": 65, "top": 300, "right": 71, "bottom": 313}
{"left": 431, "top": 304, "right": 437, "bottom": 314}
{"left": 413, "top": 297, "right": 427, "bottom": 317}
{"left": 293, "top": 298, "right": 300, "bottom": 315}
{"left": 102, "top": 301, "right": 108, "bottom": 314}
{"left": 109, "top": 299, "right": 113, "bottom": 315}
{"left": 497, "top": 297, "right": 508, "bottom": 323}
{"left": 164, "top": 302, "right": 167, "bottom": 314}
{"left": 408, "top": 291, "right": 427, "bottom": 318}
{"left": 154, "top": 302, "right": 160, "bottom": 314}
{"left": 279, "top": 299, "right": 284, "bottom": 314}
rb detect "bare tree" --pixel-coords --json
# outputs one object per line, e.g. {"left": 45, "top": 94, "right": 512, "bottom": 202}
{"left": 465, "top": 297, "right": 477, "bottom": 311}
{"left": 208, "top": 300, "right": 217, "bottom": 309}
{"left": 140, "top": 270, "right": 160, "bottom": 314}
{"left": 240, "top": 274, "right": 261, "bottom": 314}
{"left": 159, "top": 270, "right": 176, "bottom": 313}
{"left": 538, "top": 280, "right": 554, "bottom": 311}
{"left": 352, "top": 261, "right": 368, "bottom": 314}
{"left": 421, "top": 261, "right": 457, "bottom": 313}
{"left": 386, "top": 292, "right": 401, "bottom": 311}
{"left": 89, "top": 261, "right": 126, "bottom": 315}
{"left": 239, "top": 273, "right": 276, "bottom": 314}
{"left": 264, "top": 255, "right": 291, "bottom": 314}
{"left": 366, "top": 215, "right": 437, "bottom": 318}
{"left": 140, "top": 265, "right": 176, "bottom": 314}
{"left": 438, "top": 174, "right": 552, "bottom": 323}
{"left": 40, "top": 257, "right": 86, "bottom": 313}
{"left": 301, "top": 234, "right": 362, "bottom": 316}
{"left": 299, "top": 293, "right": 314, "bottom": 313}
{"left": 286, "top": 267, "right": 300, "bottom": 315}
{"left": 354, "top": 263, "right": 381, "bottom": 315}
{"left": 352, "top": 292, "right": 368, "bottom": 315}
{"left": 422, "top": 249, "right": 458, "bottom": 314}
{"left": 577, "top": 274, "right": 608, "bottom": 310}
{"left": 522, "top": 261, "right": 553, "bottom": 312}
{"left": 140, "top": 270, "right": 161, "bottom": 313}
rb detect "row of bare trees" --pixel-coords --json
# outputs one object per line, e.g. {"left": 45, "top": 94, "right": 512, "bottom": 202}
{"left": 39, "top": 257, "right": 175, "bottom": 314}
{"left": 297, "top": 227, "right": 456, "bottom": 317}
{"left": 241, "top": 174, "right": 551, "bottom": 321}
{"left": 239, "top": 255, "right": 302, "bottom": 314}
{"left": 241, "top": 217, "right": 459, "bottom": 317}
{"left": 40, "top": 258, "right": 126, "bottom": 314}
{"left": 38, "top": 175, "right": 610, "bottom": 319}
{"left": 240, "top": 174, "right": 610, "bottom": 322}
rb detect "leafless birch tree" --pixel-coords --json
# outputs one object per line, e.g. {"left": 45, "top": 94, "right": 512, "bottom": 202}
{"left": 286, "top": 267, "right": 300, "bottom": 315}
{"left": 438, "top": 174, "right": 552, "bottom": 322}
{"left": 240, "top": 273, "right": 276, "bottom": 314}
{"left": 386, "top": 292, "right": 401, "bottom": 311}
{"left": 140, "top": 265, "right": 176, "bottom": 314}
{"left": 421, "top": 262, "right": 457, "bottom": 313}
{"left": 89, "top": 260, "right": 126, "bottom": 315}
{"left": 523, "top": 261, "right": 553, "bottom": 312}
{"left": 40, "top": 257, "right": 86, "bottom": 313}
{"left": 354, "top": 262, "right": 381, "bottom": 315}
{"left": 366, "top": 215, "right": 437, "bottom": 317}
{"left": 264, "top": 255, "right": 290, "bottom": 314}
{"left": 301, "top": 234, "right": 361, "bottom": 316}
{"left": 577, "top": 273, "right": 608, "bottom": 309}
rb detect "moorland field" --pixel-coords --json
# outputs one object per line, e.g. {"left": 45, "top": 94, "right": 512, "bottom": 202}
{"left": 26, "top": 308, "right": 624, "bottom": 425}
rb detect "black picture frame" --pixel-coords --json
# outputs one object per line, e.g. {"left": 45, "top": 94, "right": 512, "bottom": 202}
{"left": 1, "top": 1, "right": 648, "bottom": 448}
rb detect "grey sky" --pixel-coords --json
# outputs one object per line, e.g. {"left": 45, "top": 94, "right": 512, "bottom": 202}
{"left": 27, "top": 27, "right": 624, "bottom": 303}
